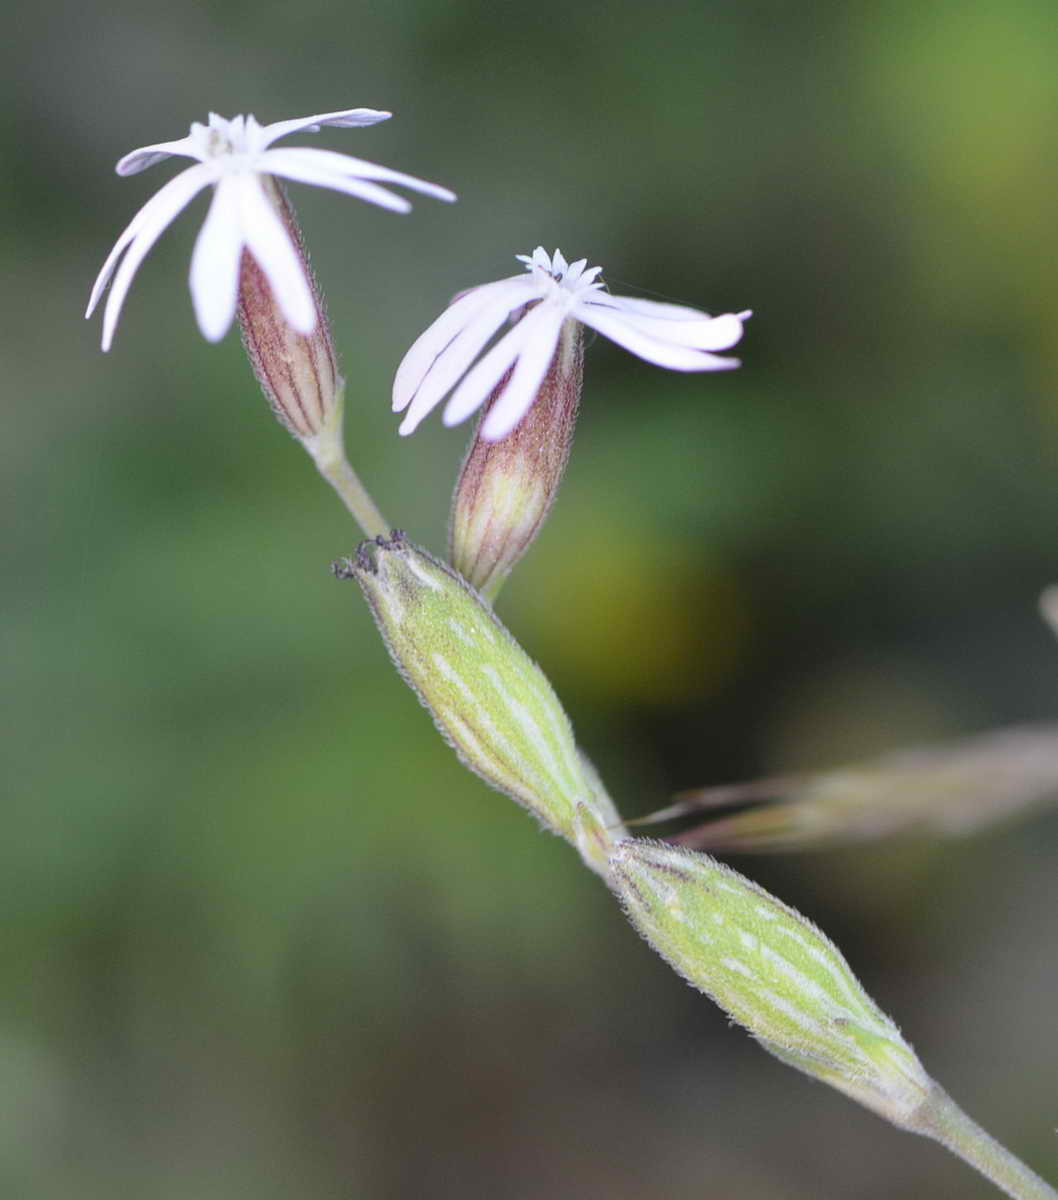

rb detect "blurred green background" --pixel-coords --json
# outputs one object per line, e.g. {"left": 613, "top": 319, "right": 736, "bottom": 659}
{"left": 5, "top": 1, "right": 1058, "bottom": 1196}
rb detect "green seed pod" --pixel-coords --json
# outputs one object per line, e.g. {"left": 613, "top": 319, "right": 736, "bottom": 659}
{"left": 335, "top": 532, "right": 624, "bottom": 870}
{"left": 610, "top": 839, "right": 932, "bottom": 1127}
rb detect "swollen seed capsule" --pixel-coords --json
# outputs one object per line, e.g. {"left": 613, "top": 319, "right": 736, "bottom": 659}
{"left": 610, "top": 838, "right": 932, "bottom": 1127}
{"left": 334, "top": 532, "right": 625, "bottom": 871}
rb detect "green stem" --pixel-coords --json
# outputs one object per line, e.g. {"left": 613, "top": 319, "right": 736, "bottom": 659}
{"left": 313, "top": 436, "right": 389, "bottom": 539}
{"left": 913, "top": 1084, "right": 1057, "bottom": 1200}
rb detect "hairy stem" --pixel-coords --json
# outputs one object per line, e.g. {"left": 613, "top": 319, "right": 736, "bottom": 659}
{"left": 912, "top": 1084, "right": 1057, "bottom": 1200}
{"left": 311, "top": 417, "right": 389, "bottom": 539}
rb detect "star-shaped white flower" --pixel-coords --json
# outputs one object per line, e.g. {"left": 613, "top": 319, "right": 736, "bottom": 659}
{"left": 87, "top": 107, "right": 456, "bottom": 351}
{"left": 393, "top": 247, "right": 750, "bottom": 441}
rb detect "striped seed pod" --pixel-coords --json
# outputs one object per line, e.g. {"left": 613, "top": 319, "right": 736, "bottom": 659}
{"left": 334, "top": 532, "right": 624, "bottom": 872}
{"left": 610, "top": 838, "right": 932, "bottom": 1128}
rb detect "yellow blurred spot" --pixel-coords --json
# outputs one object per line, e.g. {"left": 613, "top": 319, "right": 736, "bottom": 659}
{"left": 507, "top": 500, "right": 750, "bottom": 706}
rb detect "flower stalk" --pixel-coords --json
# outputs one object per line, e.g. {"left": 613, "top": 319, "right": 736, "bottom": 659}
{"left": 911, "top": 1085, "right": 1057, "bottom": 1200}
{"left": 311, "top": 423, "right": 389, "bottom": 538}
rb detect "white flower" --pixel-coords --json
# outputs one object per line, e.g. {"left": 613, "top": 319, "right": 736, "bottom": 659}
{"left": 86, "top": 108, "right": 456, "bottom": 351}
{"left": 393, "top": 247, "right": 750, "bottom": 441}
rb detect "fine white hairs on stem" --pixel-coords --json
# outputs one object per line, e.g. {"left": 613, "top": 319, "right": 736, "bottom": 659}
{"left": 393, "top": 247, "right": 750, "bottom": 441}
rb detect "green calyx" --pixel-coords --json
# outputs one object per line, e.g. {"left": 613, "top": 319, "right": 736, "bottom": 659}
{"left": 334, "top": 532, "right": 624, "bottom": 871}
{"left": 610, "top": 838, "right": 932, "bottom": 1127}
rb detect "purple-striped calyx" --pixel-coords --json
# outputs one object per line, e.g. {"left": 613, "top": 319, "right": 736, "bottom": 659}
{"left": 449, "top": 316, "right": 582, "bottom": 599}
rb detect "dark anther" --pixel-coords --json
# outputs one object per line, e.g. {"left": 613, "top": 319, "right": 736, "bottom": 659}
{"left": 330, "top": 557, "right": 357, "bottom": 581}
{"left": 368, "top": 529, "right": 408, "bottom": 553}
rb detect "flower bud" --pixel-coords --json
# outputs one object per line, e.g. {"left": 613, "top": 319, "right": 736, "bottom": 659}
{"left": 334, "top": 532, "right": 624, "bottom": 868}
{"left": 449, "top": 319, "right": 582, "bottom": 600}
{"left": 610, "top": 839, "right": 932, "bottom": 1128}
{"left": 237, "top": 176, "right": 343, "bottom": 451}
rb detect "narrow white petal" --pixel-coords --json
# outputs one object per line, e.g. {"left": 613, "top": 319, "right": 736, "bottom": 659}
{"left": 436, "top": 326, "right": 526, "bottom": 430}
{"left": 586, "top": 298, "right": 747, "bottom": 351}
{"left": 441, "top": 303, "right": 561, "bottom": 430}
{"left": 259, "top": 108, "right": 392, "bottom": 147}
{"left": 392, "top": 289, "right": 492, "bottom": 413}
{"left": 115, "top": 135, "right": 204, "bottom": 176}
{"left": 531, "top": 247, "right": 551, "bottom": 271}
{"left": 392, "top": 278, "right": 533, "bottom": 413}
{"left": 261, "top": 154, "right": 412, "bottom": 213}
{"left": 480, "top": 305, "right": 566, "bottom": 441}
{"left": 576, "top": 304, "right": 741, "bottom": 371}
{"left": 239, "top": 175, "right": 316, "bottom": 334}
{"left": 97, "top": 164, "right": 216, "bottom": 351}
{"left": 87, "top": 162, "right": 217, "bottom": 319}
{"left": 552, "top": 248, "right": 568, "bottom": 275}
{"left": 398, "top": 286, "right": 537, "bottom": 433}
{"left": 680, "top": 311, "right": 747, "bottom": 351}
{"left": 189, "top": 176, "right": 244, "bottom": 342}
{"left": 87, "top": 211, "right": 149, "bottom": 319}
{"left": 593, "top": 294, "right": 710, "bottom": 321}
{"left": 260, "top": 147, "right": 455, "bottom": 203}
